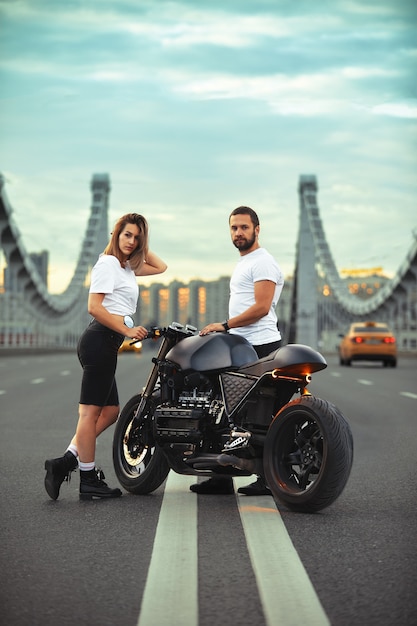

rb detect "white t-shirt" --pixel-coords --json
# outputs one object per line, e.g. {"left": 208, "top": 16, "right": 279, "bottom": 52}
{"left": 229, "top": 247, "right": 284, "bottom": 345}
{"left": 89, "top": 254, "right": 139, "bottom": 316}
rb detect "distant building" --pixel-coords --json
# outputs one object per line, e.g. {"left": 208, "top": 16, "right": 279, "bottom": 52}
{"left": 137, "top": 274, "right": 292, "bottom": 334}
{"left": 318, "top": 271, "right": 392, "bottom": 302}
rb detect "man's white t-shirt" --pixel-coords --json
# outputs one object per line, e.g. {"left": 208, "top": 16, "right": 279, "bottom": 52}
{"left": 89, "top": 255, "right": 139, "bottom": 316}
{"left": 228, "top": 247, "right": 284, "bottom": 345}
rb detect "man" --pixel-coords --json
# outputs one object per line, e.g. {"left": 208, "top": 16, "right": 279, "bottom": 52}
{"left": 190, "top": 206, "right": 284, "bottom": 496}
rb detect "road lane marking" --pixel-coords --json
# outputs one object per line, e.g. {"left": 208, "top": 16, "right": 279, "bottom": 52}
{"left": 30, "top": 378, "right": 45, "bottom": 384}
{"left": 60, "top": 370, "right": 71, "bottom": 376}
{"left": 400, "top": 391, "right": 417, "bottom": 399}
{"left": 357, "top": 379, "right": 373, "bottom": 385}
{"left": 137, "top": 473, "right": 330, "bottom": 626}
{"left": 0, "top": 390, "right": 6, "bottom": 395}
{"left": 235, "top": 476, "right": 330, "bottom": 626}
{"left": 137, "top": 471, "right": 198, "bottom": 626}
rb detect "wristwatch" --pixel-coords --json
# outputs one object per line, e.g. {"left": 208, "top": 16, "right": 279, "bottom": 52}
{"left": 221, "top": 320, "right": 230, "bottom": 332}
{"left": 123, "top": 315, "right": 135, "bottom": 328}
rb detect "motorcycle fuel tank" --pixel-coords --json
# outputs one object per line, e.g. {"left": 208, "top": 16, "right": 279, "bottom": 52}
{"left": 166, "top": 333, "right": 258, "bottom": 372}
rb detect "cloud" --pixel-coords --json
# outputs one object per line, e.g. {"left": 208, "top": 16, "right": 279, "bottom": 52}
{"left": 0, "top": 0, "right": 416, "bottom": 295}
{"left": 371, "top": 101, "right": 417, "bottom": 118}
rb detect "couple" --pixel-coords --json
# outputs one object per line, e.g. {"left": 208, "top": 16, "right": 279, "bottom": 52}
{"left": 44, "top": 205, "right": 284, "bottom": 500}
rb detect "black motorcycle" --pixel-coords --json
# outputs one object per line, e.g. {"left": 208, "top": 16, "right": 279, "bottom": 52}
{"left": 113, "top": 322, "right": 353, "bottom": 512}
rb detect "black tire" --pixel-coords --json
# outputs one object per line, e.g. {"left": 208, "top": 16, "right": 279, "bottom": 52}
{"left": 113, "top": 393, "right": 170, "bottom": 494}
{"left": 264, "top": 395, "right": 353, "bottom": 513}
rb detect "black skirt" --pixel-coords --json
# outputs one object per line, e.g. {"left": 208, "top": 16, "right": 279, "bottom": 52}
{"left": 77, "top": 320, "right": 125, "bottom": 406}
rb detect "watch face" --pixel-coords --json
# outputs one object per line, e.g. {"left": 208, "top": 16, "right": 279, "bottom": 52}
{"left": 124, "top": 315, "right": 134, "bottom": 328}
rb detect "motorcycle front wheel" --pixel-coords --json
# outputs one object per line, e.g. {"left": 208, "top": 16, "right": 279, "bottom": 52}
{"left": 264, "top": 395, "right": 353, "bottom": 513}
{"left": 113, "top": 393, "right": 170, "bottom": 494}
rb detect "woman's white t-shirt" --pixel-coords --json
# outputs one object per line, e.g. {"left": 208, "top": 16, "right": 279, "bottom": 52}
{"left": 89, "top": 255, "right": 139, "bottom": 316}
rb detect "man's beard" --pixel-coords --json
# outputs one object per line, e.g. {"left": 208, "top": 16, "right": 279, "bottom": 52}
{"left": 233, "top": 231, "right": 256, "bottom": 251}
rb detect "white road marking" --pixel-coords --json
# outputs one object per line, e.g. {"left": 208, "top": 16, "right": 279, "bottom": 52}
{"left": 357, "top": 379, "right": 373, "bottom": 386}
{"left": 400, "top": 391, "right": 417, "bottom": 400}
{"left": 60, "top": 370, "right": 71, "bottom": 376}
{"left": 137, "top": 473, "right": 329, "bottom": 625}
{"left": 30, "top": 378, "right": 45, "bottom": 384}
{"left": 235, "top": 476, "right": 330, "bottom": 626}
{"left": 0, "top": 390, "right": 6, "bottom": 395}
{"left": 137, "top": 471, "right": 198, "bottom": 626}
{"left": 330, "top": 372, "right": 341, "bottom": 377}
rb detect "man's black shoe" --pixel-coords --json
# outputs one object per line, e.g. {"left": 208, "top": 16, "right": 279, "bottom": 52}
{"left": 79, "top": 468, "right": 122, "bottom": 500}
{"left": 44, "top": 451, "right": 78, "bottom": 500}
{"left": 190, "top": 476, "right": 234, "bottom": 494}
{"left": 237, "top": 476, "right": 272, "bottom": 496}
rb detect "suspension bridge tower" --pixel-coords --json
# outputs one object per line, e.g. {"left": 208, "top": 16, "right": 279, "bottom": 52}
{"left": 0, "top": 172, "right": 112, "bottom": 349}
{"left": 91, "top": 173, "right": 110, "bottom": 257}
{"left": 292, "top": 175, "right": 319, "bottom": 348}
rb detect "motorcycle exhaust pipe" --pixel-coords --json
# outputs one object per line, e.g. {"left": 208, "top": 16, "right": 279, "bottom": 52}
{"left": 217, "top": 453, "right": 256, "bottom": 474}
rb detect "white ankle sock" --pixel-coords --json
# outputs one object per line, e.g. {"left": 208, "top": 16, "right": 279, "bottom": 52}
{"left": 79, "top": 461, "right": 95, "bottom": 472}
{"left": 66, "top": 444, "right": 78, "bottom": 458}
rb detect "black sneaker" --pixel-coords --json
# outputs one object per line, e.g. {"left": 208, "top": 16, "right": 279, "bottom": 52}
{"left": 189, "top": 477, "right": 234, "bottom": 494}
{"left": 79, "top": 469, "right": 122, "bottom": 500}
{"left": 237, "top": 476, "right": 272, "bottom": 496}
{"left": 44, "top": 451, "right": 78, "bottom": 500}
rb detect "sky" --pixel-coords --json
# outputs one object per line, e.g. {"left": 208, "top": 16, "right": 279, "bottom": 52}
{"left": 1, "top": 0, "right": 416, "bottom": 293}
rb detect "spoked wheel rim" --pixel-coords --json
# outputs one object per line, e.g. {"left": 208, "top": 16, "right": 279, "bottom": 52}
{"left": 120, "top": 418, "right": 155, "bottom": 478}
{"left": 268, "top": 409, "right": 326, "bottom": 495}
{"left": 114, "top": 393, "right": 170, "bottom": 494}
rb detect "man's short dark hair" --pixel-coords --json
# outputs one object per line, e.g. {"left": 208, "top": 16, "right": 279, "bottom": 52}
{"left": 229, "top": 206, "right": 259, "bottom": 228}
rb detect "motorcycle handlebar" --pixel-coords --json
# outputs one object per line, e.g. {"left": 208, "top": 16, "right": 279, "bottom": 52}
{"left": 128, "top": 328, "right": 160, "bottom": 346}
{"left": 129, "top": 322, "right": 197, "bottom": 345}
{"left": 145, "top": 327, "right": 163, "bottom": 340}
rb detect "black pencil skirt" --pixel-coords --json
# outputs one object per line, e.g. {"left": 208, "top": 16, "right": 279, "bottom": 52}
{"left": 77, "top": 320, "right": 125, "bottom": 407}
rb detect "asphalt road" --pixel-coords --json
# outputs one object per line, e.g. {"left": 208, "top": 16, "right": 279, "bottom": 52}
{"left": 0, "top": 348, "right": 416, "bottom": 626}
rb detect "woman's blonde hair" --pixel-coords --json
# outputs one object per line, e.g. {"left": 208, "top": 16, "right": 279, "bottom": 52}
{"left": 104, "top": 213, "right": 149, "bottom": 272}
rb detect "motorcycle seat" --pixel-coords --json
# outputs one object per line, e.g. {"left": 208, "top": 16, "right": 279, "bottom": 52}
{"left": 239, "top": 344, "right": 327, "bottom": 376}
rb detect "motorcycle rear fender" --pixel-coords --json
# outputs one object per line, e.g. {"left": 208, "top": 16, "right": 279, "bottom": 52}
{"left": 238, "top": 343, "right": 327, "bottom": 377}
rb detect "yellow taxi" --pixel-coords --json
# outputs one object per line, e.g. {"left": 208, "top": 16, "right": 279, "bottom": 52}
{"left": 119, "top": 338, "right": 142, "bottom": 354}
{"left": 338, "top": 321, "right": 397, "bottom": 367}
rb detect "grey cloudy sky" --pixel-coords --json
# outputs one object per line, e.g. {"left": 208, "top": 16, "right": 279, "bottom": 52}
{"left": 1, "top": 0, "right": 416, "bottom": 293}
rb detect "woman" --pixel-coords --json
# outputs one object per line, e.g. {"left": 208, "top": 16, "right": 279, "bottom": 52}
{"left": 44, "top": 213, "right": 167, "bottom": 500}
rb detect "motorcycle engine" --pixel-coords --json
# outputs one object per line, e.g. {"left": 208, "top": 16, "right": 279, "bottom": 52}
{"left": 154, "top": 390, "right": 224, "bottom": 444}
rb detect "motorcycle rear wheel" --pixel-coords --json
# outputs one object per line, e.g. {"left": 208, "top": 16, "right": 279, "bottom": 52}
{"left": 113, "top": 393, "right": 170, "bottom": 494}
{"left": 264, "top": 395, "right": 353, "bottom": 513}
